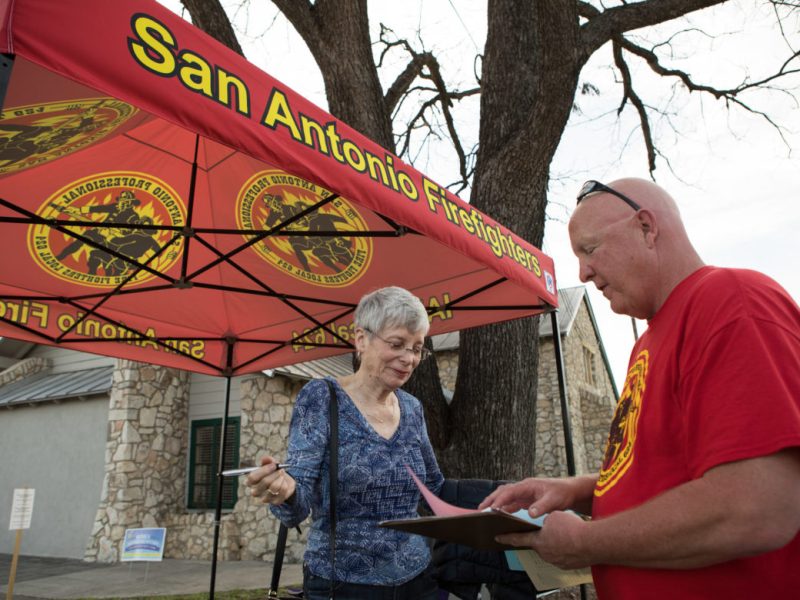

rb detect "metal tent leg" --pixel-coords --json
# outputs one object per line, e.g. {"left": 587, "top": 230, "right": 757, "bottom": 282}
{"left": 549, "top": 310, "right": 587, "bottom": 600}
{"left": 208, "top": 373, "right": 232, "bottom": 599}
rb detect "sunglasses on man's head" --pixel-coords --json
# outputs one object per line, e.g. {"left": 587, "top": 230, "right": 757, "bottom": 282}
{"left": 576, "top": 180, "right": 641, "bottom": 211}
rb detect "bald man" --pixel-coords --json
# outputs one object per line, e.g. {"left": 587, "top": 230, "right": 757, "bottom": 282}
{"left": 480, "top": 179, "right": 800, "bottom": 599}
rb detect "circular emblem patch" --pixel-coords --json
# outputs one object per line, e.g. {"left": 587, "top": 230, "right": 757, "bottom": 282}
{"left": 0, "top": 98, "right": 137, "bottom": 175}
{"left": 236, "top": 170, "right": 372, "bottom": 287}
{"left": 28, "top": 172, "right": 186, "bottom": 287}
{"left": 595, "top": 349, "right": 648, "bottom": 497}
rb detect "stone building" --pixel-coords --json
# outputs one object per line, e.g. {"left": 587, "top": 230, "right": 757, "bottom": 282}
{"left": 0, "top": 286, "right": 618, "bottom": 563}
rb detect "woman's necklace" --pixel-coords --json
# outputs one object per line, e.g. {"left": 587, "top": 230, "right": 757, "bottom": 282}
{"left": 367, "top": 398, "right": 395, "bottom": 424}
{"left": 356, "top": 393, "right": 396, "bottom": 425}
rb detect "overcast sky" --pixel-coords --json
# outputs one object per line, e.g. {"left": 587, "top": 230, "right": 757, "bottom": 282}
{"left": 160, "top": 0, "right": 799, "bottom": 389}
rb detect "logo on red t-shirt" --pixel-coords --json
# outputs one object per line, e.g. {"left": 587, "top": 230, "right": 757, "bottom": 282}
{"left": 596, "top": 350, "right": 648, "bottom": 496}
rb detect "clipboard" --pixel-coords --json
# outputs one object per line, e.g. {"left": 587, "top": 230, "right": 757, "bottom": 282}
{"left": 380, "top": 509, "right": 541, "bottom": 550}
{"left": 380, "top": 466, "right": 542, "bottom": 550}
{"left": 386, "top": 465, "right": 593, "bottom": 589}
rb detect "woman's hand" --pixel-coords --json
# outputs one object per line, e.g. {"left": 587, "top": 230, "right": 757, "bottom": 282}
{"left": 245, "top": 456, "right": 297, "bottom": 505}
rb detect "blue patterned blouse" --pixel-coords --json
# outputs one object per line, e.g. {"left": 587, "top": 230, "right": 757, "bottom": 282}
{"left": 271, "top": 376, "right": 444, "bottom": 585}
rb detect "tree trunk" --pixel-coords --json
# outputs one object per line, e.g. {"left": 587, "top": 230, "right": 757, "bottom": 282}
{"left": 180, "top": 0, "right": 582, "bottom": 481}
{"left": 178, "top": 0, "right": 756, "bottom": 483}
{"left": 180, "top": 0, "right": 243, "bottom": 55}
{"left": 271, "top": 0, "right": 393, "bottom": 147}
{"left": 445, "top": 0, "right": 582, "bottom": 479}
{"left": 267, "top": 0, "right": 453, "bottom": 443}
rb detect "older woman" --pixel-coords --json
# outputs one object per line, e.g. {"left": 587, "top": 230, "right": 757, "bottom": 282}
{"left": 246, "top": 286, "right": 443, "bottom": 599}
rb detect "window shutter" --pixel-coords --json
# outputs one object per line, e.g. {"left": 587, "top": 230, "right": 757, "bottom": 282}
{"left": 188, "top": 418, "right": 240, "bottom": 509}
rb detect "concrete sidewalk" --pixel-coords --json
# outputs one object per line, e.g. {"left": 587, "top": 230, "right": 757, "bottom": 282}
{"left": 0, "top": 553, "right": 303, "bottom": 599}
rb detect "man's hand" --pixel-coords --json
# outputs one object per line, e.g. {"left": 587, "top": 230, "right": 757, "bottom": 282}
{"left": 495, "top": 449, "right": 800, "bottom": 571}
{"left": 478, "top": 474, "right": 597, "bottom": 517}
{"left": 498, "top": 510, "right": 591, "bottom": 570}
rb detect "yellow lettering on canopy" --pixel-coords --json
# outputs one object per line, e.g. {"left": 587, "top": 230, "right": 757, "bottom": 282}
{"left": 428, "top": 294, "right": 453, "bottom": 322}
{"left": 179, "top": 51, "right": 213, "bottom": 96}
{"left": 138, "top": 327, "right": 160, "bottom": 351}
{"left": 128, "top": 15, "right": 176, "bottom": 75}
{"left": 129, "top": 15, "right": 251, "bottom": 116}
{"left": 190, "top": 340, "right": 206, "bottom": 359}
{"left": 261, "top": 89, "right": 301, "bottom": 140}
{"left": 423, "top": 177, "right": 445, "bottom": 214}
{"left": 342, "top": 140, "right": 366, "bottom": 172}
{"left": 301, "top": 117, "right": 328, "bottom": 153}
{"left": 217, "top": 70, "right": 250, "bottom": 115}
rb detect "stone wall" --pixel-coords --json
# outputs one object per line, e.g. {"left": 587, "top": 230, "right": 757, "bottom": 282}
{"left": 161, "top": 511, "right": 240, "bottom": 560}
{"left": 434, "top": 300, "right": 616, "bottom": 478}
{"left": 85, "top": 360, "right": 191, "bottom": 562}
{"left": 534, "top": 335, "right": 578, "bottom": 477}
{"left": 434, "top": 350, "right": 458, "bottom": 393}
{"left": 535, "top": 303, "right": 617, "bottom": 476}
{"left": 234, "top": 374, "right": 307, "bottom": 562}
{"left": 562, "top": 303, "right": 617, "bottom": 473}
{"left": 0, "top": 356, "right": 51, "bottom": 386}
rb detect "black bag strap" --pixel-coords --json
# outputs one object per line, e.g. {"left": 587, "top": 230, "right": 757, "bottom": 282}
{"left": 267, "top": 523, "right": 289, "bottom": 598}
{"left": 325, "top": 378, "right": 338, "bottom": 600}
{"left": 268, "top": 378, "right": 339, "bottom": 599}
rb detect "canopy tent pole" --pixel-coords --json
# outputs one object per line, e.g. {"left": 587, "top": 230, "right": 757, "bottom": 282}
{"left": 549, "top": 309, "right": 588, "bottom": 600}
{"left": 209, "top": 340, "right": 235, "bottom": 599}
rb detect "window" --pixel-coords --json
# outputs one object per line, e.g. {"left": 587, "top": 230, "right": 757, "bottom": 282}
{"left": 583, "top": 346, "right": 596, "bottom": 386}
{"left": 188, "top": 417, "right": 240, "bottom": 510}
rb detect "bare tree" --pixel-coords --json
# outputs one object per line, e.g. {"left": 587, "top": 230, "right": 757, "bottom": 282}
{"left": 178, "top": 0, "right": 799, "bottom": 479}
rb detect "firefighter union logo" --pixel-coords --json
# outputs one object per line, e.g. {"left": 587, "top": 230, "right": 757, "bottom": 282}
{"left": 28, "top": 172, "right": 186, "bottom": 287}
{"left": 0, "top": 98, "right": 137, "bottom": 175}
{"left": 236, "top": 170, "right": 372, "bottom": 287}
{"left": 596, "top": 349, "right": 648, "bottom": 497}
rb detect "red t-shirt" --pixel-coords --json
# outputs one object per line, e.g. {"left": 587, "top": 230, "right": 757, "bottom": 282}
{"left": 591, "top": 267, "right": 800, "bottom": 599}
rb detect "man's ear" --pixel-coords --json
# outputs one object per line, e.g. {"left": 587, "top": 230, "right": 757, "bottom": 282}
{"left": 637, "top": 209, "right": 658, "bottom": 248}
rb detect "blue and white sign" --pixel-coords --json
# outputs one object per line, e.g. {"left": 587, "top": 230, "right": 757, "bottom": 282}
{"left": 121, "top": 527, "right": 166, "bottom": 561}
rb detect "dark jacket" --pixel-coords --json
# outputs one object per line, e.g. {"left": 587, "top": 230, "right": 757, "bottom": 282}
{"left": 433, "top": 478, "right": 539, "bottom": 600}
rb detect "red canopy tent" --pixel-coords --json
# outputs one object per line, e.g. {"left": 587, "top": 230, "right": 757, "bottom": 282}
{"left": 0, "top": 0, "right": 571, "bottom": 595}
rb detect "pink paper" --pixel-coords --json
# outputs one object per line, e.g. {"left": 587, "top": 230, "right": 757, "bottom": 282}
{"left": 405, "top": 465, "right": 475, "bottom": 516}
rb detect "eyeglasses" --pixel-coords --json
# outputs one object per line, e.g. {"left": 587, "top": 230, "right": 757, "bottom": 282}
{"left": 577, "top": 180, "right": 641, "bottom": 211}
{"left": 364, "top": 328, "right": 432, "bottom": 362}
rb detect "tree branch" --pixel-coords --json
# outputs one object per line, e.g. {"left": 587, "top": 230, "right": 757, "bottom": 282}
{"left": 612, "top": 38, "right": 657, "bottom": 174}
{"left": 269, "top": 0, "right": 318, "bottom": 43}
{"left": 579, "top": 0, "right": 726, "bottom": 61}
{"left": 380, "top": 25, "right": 431, "bottom": 114}
{"left": 378, "top": 27, "right": 480, "bottom": 192}
{"left": 180, "top": 0, "right": 244, "bottom": 55}
{"left": 617, "top": 35, "right": 800, "bottom": 151}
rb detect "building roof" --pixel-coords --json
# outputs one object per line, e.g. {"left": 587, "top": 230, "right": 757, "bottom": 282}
{"left": 266, "top": 354, "right": 354, "bottom": 381}
{"left": 0, "top": 366, "right": 113, "bottom": 408}
{"left": 538, "top": 285, "right": 585, "bottom": 337}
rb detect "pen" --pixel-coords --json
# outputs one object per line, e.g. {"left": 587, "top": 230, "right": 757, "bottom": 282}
{"left": 221, "top": 463, "right": 294, "bottom": 477}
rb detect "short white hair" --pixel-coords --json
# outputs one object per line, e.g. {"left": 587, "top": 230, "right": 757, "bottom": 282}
{"left": 354, "top": 286, "right": 429, "bottom": 335}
